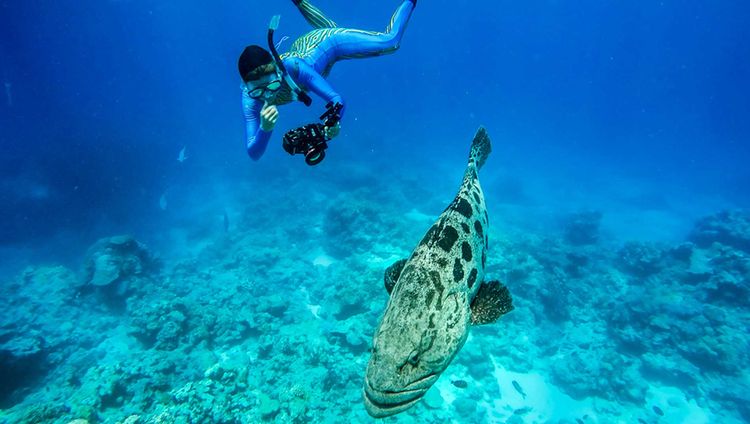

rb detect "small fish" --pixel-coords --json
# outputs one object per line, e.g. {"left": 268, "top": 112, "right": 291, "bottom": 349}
{"left": 512, "top": 380, "right": 526, "bottom": 399}
{"left": 513, "top": 407, "right": 532, "bottom": 415}
{"left": 223, "top": 210, "right": 229, "bottom": 233}
{"left": 159, "top": 193, "right": 167, "bottom": 210}
{"left": 307, "top": 304, "right": 322, "bottom": 319}
{"left": 177, "top": 146, "right": 188, "bottom": 163}
{"left": 4, "top": 81, "right": 11, "bottom": 107}
{"left": 653, "top": 405, "right": 664, "bottom": 416}
{"left": 451, "top": 380, "right": 468, "bottom": 389}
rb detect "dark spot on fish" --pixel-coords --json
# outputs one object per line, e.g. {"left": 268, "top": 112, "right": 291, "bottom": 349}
{"left": 472, "top": 192, "right": 481, "bottom": 204}
{"left": 474, "top": 220, "right": 483, "bottom": 238}
{"left": 428, "top": 314, "right": 436, "bottom": 329}
{"left": 420, "top": 224, "right": 439, "bottom": 246}
{"left": 461, "top": 223, "right": 470, "bottom": 234}
{"left": 484, "top": 209, "right": 489, "bottom": 223}
{"left": 467, "top": 268, "right": 477, "bottom": 288}
{"left": 453, "top": 198, "right": 473, "bottom": 218}
{"left": 429, "top": 271, "right": 445, "bottom": 310}
{"left": 425, "top": 290, "right": 435, "bottom": 308}
{"left": 482, "top": 251, "right": 486, "bottom": 267}
{"left": 445, "top": 320, "right": 454, "bottom": 330}
{"left": 452, "top": 379, "right": 468, "bottom": 389}
{"left": 445, "top": 296, "right": 462, "bottom": 329}
{"left": 401, "top": 286, "right": 422, "bottom": 309}
{"left": 653, "top": 406, "right": 664, "bottom": 416}
{"left": 437, "top": 257, "right": 448, "bottom": 267}
{"left": 461, "top": 242, "right": 472, "bottom": 261}
{"left": 453, "top": 258, "right": 464, "bottom": 282}
{"left": 485, "top": 234, "right": 489, "bottom": 249}
{"left": 437, "top": 226, "right": 459, "bottom": 252}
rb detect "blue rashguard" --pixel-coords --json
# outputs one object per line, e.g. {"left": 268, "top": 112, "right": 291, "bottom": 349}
{"left": 242, "top": 0, "right": 415, "bottom": 160}
{"left": 242, "top": 58, "right": 345, "bottom": 160}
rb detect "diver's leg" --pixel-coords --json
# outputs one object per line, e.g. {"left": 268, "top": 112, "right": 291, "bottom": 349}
{"left": 326, "top": 0, "right": 415, "bottom": 60}
{"left": 293, "top": 0, "right": 338, "bottom": 29}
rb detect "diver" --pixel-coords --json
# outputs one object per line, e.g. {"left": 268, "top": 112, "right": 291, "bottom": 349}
{"left": 239, "top": 0, "right": 417, "bottom": 162}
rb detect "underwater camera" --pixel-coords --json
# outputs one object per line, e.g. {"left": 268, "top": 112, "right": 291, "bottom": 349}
{"left": 283, "top": 102, "right": 344, "bottom": 166}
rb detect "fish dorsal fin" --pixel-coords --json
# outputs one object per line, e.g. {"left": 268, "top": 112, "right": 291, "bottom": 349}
{"left": 384, "top": 259, "right": 408, "bottom": 295}
{"left": 470, "top": 280, "right": 514, "bottom": 325}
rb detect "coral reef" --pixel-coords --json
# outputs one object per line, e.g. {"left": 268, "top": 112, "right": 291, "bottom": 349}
{"left": 562, "top": 211, "right": 603, "bottom": 246}
{"left": 322, "top": 192, "right": 388, "bottom": 258}
{"left": 82, "top": 235, "right": 159, "bottom": 287}
{"left": 616, "top": 241, "right": 666, "bottom": 277}
{"left": 0, "top": 266, "right": 120, "bottom": 410}
{"left": 1, "top": 180, "right": 749, "bottom": 424}
{"left": 689, "top": 209, "right": 750, "bottom": 253}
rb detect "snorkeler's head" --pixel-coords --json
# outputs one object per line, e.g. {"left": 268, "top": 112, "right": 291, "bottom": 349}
{"left": 238, "top": 45, "right": 275, "bottom": 82}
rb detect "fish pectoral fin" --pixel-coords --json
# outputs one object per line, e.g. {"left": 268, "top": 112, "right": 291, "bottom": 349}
{"left": 384, "top": 259, "right": 408, "bottom": 294}
{"left": 470, "top": 280, "right": 514, "bottom": 325}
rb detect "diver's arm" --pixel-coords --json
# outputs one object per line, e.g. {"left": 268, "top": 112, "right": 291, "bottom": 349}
{"left": 242, "top": 91, "right": 272, "bottom": 161}
{"left": 292, "top": 0, "right": 337, "bottom": 29}
{"left": 293, "top": 60, "right": 346, "bottom": 120}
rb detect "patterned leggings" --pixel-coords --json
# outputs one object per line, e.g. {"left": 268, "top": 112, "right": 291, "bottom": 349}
{"left": 285, "top": 0, "right": 415, "bottom": 75}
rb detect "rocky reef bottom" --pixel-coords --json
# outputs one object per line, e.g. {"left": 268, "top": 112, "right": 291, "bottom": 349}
{"left": 1, "top": 171, "right": 748, "bottom": 424}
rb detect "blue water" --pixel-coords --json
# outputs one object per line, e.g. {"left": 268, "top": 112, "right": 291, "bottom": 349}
{"left": 1, "top": 1, "right": 749, "bottom": 423}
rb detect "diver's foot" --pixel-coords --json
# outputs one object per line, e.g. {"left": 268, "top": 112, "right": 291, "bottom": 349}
{"left": 292, "top": 0, "right": 302, "bottom": 5}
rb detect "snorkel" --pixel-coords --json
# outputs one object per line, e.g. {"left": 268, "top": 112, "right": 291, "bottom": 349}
{"left": 267, "top": 15, "right": 312, "bottom": 106}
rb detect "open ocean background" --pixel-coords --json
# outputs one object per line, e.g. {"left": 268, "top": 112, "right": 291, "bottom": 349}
{"left": 1, "top": 1, "right": 749, "bottom": 423}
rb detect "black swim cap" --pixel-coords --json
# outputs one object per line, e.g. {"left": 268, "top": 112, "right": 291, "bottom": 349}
{"left": 238, "top": 45, "right": 273, "bottom": 81}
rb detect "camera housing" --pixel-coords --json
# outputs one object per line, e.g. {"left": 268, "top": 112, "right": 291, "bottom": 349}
{"left": 282, "top": 123, "right": 329, "bottom": 165}
{"left": 282, "top": 102, "right": 343, "bottom": 166}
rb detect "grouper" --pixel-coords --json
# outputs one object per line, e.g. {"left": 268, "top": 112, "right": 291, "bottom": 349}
{"left": 363, "top": 127, "right": 514, "bottom": 418}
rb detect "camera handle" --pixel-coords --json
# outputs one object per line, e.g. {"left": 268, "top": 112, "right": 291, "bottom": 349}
{"left": 319, "top": 102, "right": 343, "bottom": 127}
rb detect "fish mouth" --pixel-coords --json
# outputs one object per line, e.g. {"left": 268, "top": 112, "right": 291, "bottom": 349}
{"left": 363, "top": 373, "right": 439, "bottom": 418}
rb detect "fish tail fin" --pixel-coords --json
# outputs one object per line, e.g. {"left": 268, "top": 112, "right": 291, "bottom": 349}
{"left": 468, "top": 126, "right": 492, "bottom": 171}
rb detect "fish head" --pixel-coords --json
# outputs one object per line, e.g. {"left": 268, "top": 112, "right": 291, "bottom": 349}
{"left": 363, "top": 265, "right": 471, "bottom": 417}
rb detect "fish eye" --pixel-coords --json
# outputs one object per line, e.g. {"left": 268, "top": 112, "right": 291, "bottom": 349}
{"left": 407, "top": 351, "right": 420, "bottom": 366}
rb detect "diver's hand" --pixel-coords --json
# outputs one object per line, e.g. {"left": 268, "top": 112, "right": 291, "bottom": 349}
{"left": 324, "top": 122, "right": 341, "bottom": 139}
{"left": 260, "top": 103, "right": 279, "bottom": 131}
